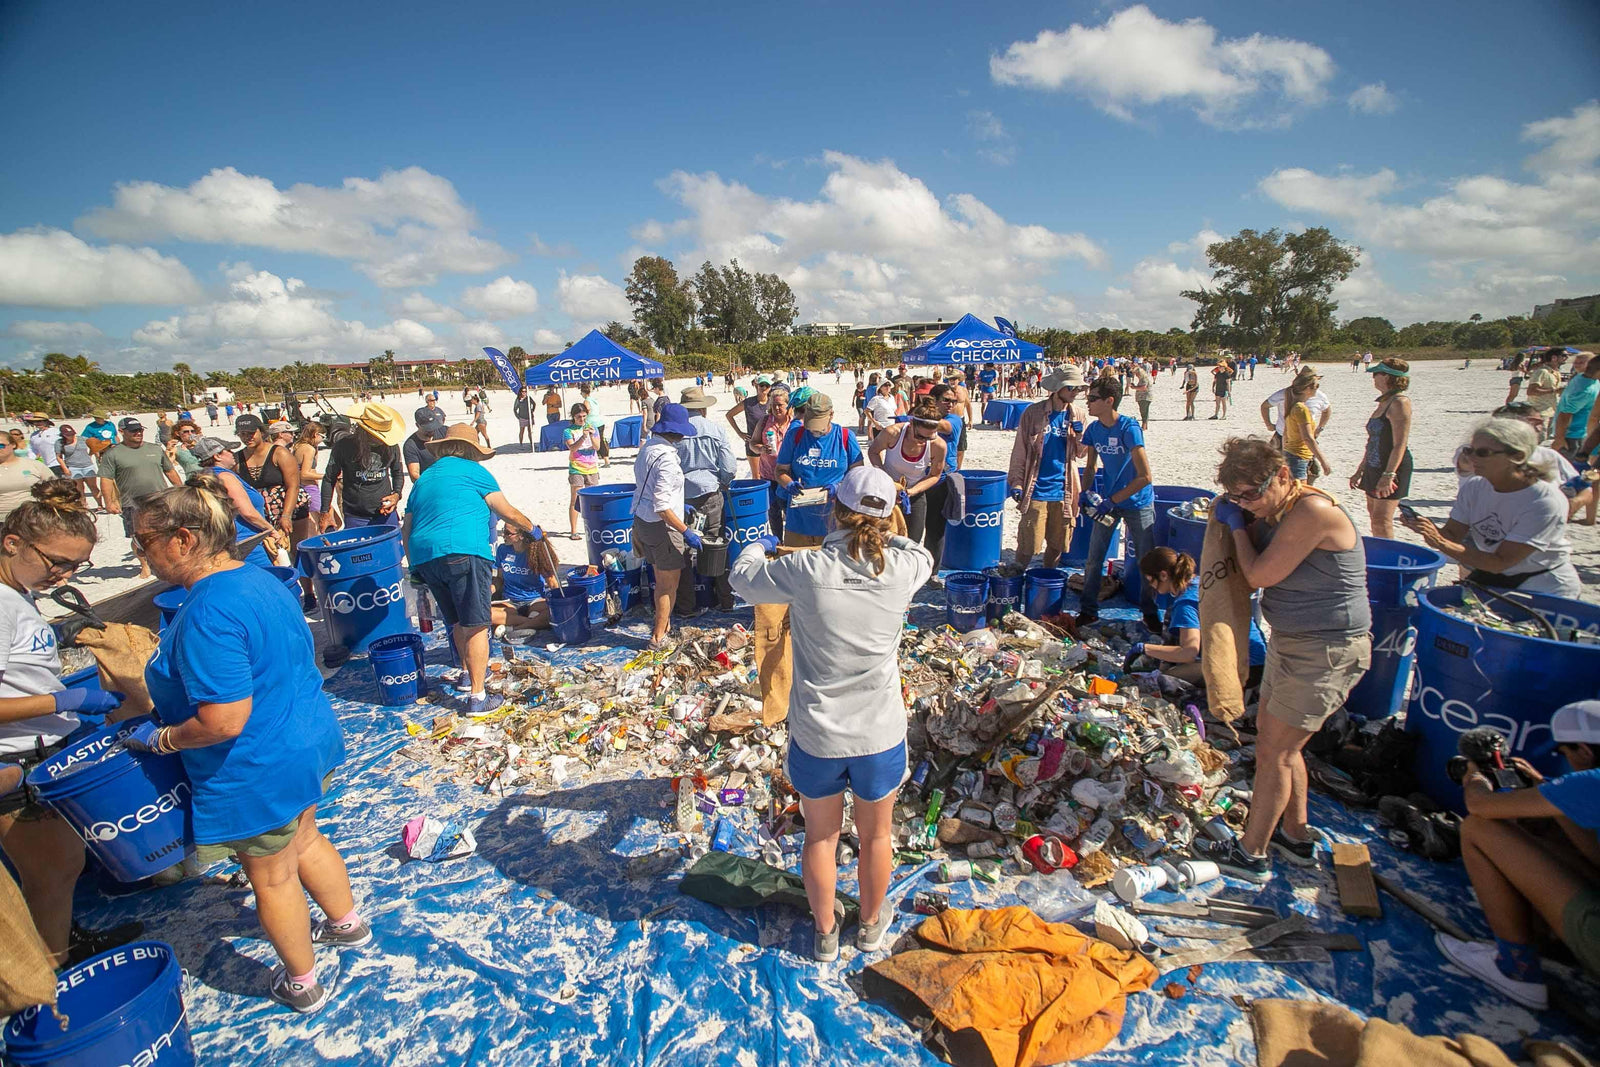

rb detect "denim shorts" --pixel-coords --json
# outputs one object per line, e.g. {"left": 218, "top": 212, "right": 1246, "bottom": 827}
{"left": 785, "top": 738, "right": 907, "bottom": 802}
{"left": 415, "top": 553, "right": 493, "bottom": 628}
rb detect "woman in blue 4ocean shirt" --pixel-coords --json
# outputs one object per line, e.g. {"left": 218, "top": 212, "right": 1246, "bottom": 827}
{"left": 126, "top": 477, "right": 361, "bottom": 1015}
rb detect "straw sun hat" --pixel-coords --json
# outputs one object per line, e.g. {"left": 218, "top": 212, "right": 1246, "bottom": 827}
{"left": 344, "top": 402, "right": 408, "bottom": 446}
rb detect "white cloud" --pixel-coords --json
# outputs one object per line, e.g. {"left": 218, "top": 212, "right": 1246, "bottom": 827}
{"left": 966, "top": 110, "right": 1016, "bottom": 166}
{"left": 131, "top": 266, "right": 438, "bottom": 367}
{"left": 1092, "top": 228, "right": 1217, "bottom": 330}
{"left": 1347, "top": 82, "right": 1398, "bottom": 115}
{"left": 640, "top": 151, "right": 1104, "bottom": 324}
{"left": 0, "top": 228, "right": 201, "bottom": 309}
{"left": 459, "top": 276, "right": 540, "bottom": 318}
{"left": 1523, "top": 99, "right": 1600, "bottom": 176}
{"left": 77, "top": 166, "right": 511, "bottom": 287}
{"left": 396, "top": 292, "right": 465, "bottom": 323}
{"left": 4, "top": 319, "right": 104, "bottom": 342}
{"left": 990, "top": 5, "right": 1335, "bottom": 127}
{"left": 531, "top": 328, "right": 565, "bottom": 349}
{"left": 555, "top": 271, "right": 631, "bottom": 324}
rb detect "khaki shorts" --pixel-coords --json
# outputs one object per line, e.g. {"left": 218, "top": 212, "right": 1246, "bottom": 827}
{"left": 193, "top": 772, "right": 332, "bottom": 864}
{"left": 1564, "top": 886, "right": 1600, "bottom": 978}
{"left": 1260, "top": 630, "right": 1372, "bottom": 732}
{"left": 568, "top": 472, "right": 599, "bottom": 488}
{"left": 633, "top": 518, "right": 688, "bottom": 571}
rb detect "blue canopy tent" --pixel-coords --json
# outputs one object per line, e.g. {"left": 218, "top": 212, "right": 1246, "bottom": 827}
{"left": 902, "top": 313, "right": 1044, "bottom": 365}
{"left": 524, "top": 330, "right": 665, "bottom": 387}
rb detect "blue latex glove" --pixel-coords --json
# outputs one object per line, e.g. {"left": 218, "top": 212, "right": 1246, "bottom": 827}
{"left": 1008, "top": 486, "right": 1024, "bottom": 504}
{"left": 1093, "top": 498, "right": 1114, "bottom": 520}
{"left": 53, "top": 688, "right": 123, "bottom": 719}
{"left": 682, "top": 528, "right": 704, "bottom": 551}
{"left": 1122, "top": 643, "right": 1146, "bottom": 672}
{"left": 755, "top": 535, "right": 780, "bottom": 555}
{"left": 1213, "top": 498, "right": 1249, "bottom": 531}
{"left": 898, "top": 490, "right": 912, "bottom": 514}
{"left": 122, "top": 720, "right": 163, "bottom": 753}
{"left": 773, "top": 481, "right": 796, "bottom": 504}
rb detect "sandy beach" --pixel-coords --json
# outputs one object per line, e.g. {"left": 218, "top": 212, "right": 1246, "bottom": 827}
{"left": 48, "top": 359, "right": 1598, "bottom": 617}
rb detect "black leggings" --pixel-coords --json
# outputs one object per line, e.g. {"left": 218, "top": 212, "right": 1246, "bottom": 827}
{"left": 903, "top": 491, "right": 928, "bottom": 543}
{"left": 923, "top": 478, "right": 950, "bottom": 567}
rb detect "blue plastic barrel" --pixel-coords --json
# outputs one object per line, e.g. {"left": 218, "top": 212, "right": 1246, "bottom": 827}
{"left": 1406, "top": 586, "right": 1600, "bottom": 809}
{"left": 369, "top": 632, "right": 426, "bottom": 706}
{"left": 1344, "top": 537, "right": 1446, "bottom": 720}
{"left": 565, "top": 568, "right": 608, "bottom": 627}
{"left": 1166, "top": 507, "right": 1208, "bottom": 570}
{"left": 1062, "top": 468, "right": 1121, "bottom": 568}
{"left": 984, "top": 567, "right": 1024, "bottom": 624}
{"left": 695, "top": 572, "right": 718, "bottom": 610}
{"left": 1023, "top": 568, "right": 1067, "bottom": 619}
{"left": 298, "top": 525, "right": 409, "bottom": 655}
{"left": 945, "top": 572, "right": 990, "bottom": 633}
{"left": 1152, "top": 485, "right": 1212, "bottom": 550}
{"left": 4, "top": 941, "right": 193, "bottom": 1067}
{"left": 577, "top": 484, "right": 636, "bottom": 568}
{"left": 942, "top": 470, "right": 1006, "bottom": 572}
{"left": 726, "top": 479, "right": 772, "bottom": 549}
{"left": 547, "top": 588, "right": 592, "bottom": 644}
{"left": 27, "top": 719, "right": 194, "bottom": 882}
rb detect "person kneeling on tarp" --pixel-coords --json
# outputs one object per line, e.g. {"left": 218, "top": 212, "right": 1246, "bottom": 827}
{"left": 1435, "top": 700, "right": 1600, "bottom": 1012}
{"left": 1127, "top": 546, "right": 1264, "bottom": 689}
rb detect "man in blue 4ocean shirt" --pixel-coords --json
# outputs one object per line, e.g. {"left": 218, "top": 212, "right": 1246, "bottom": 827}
{"left": 1077, "top": 380, "right": 1159, "bottom": 629}
{"left": 1435, "top": 700, "right": 1600, "bottom": 1012}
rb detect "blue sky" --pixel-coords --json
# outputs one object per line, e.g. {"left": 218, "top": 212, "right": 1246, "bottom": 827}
{"left": 1, "top": 0, "right": 1597, "bottom": 370}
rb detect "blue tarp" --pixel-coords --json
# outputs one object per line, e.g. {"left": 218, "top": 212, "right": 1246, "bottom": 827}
{"left": 63, "top": 592, "right": 1600, "bottom": 1066}
{"left": 903, "top": 314, "right": 1044, "bottom": 366}
{"left": 524, "top": 332, "right": 665, "bottom": 387}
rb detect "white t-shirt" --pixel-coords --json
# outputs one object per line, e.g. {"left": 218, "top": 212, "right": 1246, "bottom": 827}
{"left": 0, "top": 583, "right": 74, "bottom": 756}
{"left": 1267, "top": 388, "right": 1331, "bottom": 436}
{"left": 1449, "top": 477, "right": 1582, "bottom": 597}
{"left": 865, "top": 394, "right": 897, "bottom": 430}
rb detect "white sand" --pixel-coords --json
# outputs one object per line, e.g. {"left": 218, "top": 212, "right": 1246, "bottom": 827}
{"left": 49, "top": 360, "right": 1598, "bottom": 616}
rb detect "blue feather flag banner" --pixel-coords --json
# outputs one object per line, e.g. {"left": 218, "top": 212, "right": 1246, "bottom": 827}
{"left": 483, "top": 347, "right": 523, "bottom": 393}
{"left": 994, "top": 316, "right": 1018, "bottom": 338}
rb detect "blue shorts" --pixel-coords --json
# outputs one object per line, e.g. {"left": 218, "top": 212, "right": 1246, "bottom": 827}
{"left": 415, "top": 553, "right": 493, "bottom": 629}
{"left": 785, "top": 738, "right": 907, "bottom": 802}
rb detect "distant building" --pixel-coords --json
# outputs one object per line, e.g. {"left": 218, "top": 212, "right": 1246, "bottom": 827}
{"left": 1533, "top": 294, "right": 1600, "bottom": 320}
{"left": 846, "top": 319, "right": 952, "bottom": 350}
{"left": 326, "top": 357, "right": 460, "bottom": 382}
{"left": 794, "top": 322, "right": 853, "bottom": 337}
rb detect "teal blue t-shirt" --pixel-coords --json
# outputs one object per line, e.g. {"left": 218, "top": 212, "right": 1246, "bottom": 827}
{"left": 405, "top": 456, "right": 502, "bottom": 565}
{"left": 144, "top": 565, "right": 345, "bottom": 844}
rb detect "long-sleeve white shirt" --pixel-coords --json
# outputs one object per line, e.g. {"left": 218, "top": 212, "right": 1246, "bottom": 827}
{"left": 632, "top": 438, "right": 684, "bottom": 523}
{"left": 729, "top": 532, "right": 933, "bottom": 758}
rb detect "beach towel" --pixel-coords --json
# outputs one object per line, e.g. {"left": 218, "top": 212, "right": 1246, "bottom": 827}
{"left": 1197, "top": 513, "right": 1252, "bottom": 723}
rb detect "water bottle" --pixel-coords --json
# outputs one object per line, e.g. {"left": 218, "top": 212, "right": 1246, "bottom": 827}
{"left": 416, "top": 584, "right": 435, "bottom": 634}
{"left": 1084, "top": 492, "right": 1117, "bottom": 528}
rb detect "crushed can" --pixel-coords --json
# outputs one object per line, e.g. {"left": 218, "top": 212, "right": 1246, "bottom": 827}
{"left": 913, "top": 890, "right": 951, "bottom": 915}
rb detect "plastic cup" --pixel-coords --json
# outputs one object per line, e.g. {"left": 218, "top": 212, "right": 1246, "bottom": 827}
{"left": 1111, "top": 864, "right": 1168, "bottom": 902}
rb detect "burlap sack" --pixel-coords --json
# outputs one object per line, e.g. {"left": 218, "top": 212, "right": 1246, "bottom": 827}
{"left": 74, "top": 622, "right": 160, "bottom": 719}
{"left": 0, "top": 869, "right": 58, "bottom": 1016}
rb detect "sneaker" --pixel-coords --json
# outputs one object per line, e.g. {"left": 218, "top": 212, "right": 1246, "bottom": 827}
{"left": 467, "top": 693, "right": 504, "bottom": 717}
{"left": 1192, "top": 837, "right": 1272, "bottom": 884}
{"left": 857, "top": 912, "right": 891, "bottom": 953}
{"left": 814, "top": 900, "right": 846, "bottom": 963}
{"left": 269, "top": 965, "right": 332, "bottom": 1014}
{"left": 312, "top": 916, "right": 372, "bottom": 948}
{"left": 1436, "top": 933, "right": 1548, "bottom": 1011}
{"left": 1270, "top": 825, "right": 1321, "bottom": 867}
{"left": 66, "top": 920, "right": 144, "bottom": 966}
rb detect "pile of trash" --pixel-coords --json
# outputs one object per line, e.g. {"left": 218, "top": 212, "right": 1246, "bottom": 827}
{"left": 395, "top": 607, "right": 1258, "bottom": 920}
{"left": 1442, "top": 587, "right": 1597, "bottom": 643}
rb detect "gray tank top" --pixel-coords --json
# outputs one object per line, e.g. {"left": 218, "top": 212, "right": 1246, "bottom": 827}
{"left": 1251, "top": 499, "right": 1371, "bottom": 639}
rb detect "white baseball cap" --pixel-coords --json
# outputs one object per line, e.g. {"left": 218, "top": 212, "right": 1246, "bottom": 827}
{"left": 1552, "top": 700, "right": 1600, "bottom": 744}
{"left": 835, "top": 466, "right": 896, "bottom": 518}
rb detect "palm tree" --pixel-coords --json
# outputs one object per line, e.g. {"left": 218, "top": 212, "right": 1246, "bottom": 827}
{"left": 172, "top": 362, "right": 193, "bottom": 405}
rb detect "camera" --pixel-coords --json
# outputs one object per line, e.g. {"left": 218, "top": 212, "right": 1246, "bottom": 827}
{"left": 1446, "top": 727, "right": 1533, "bottom": 790}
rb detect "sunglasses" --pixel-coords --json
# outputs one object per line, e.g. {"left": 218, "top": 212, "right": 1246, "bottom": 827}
{"left": 26, "top": 542, "right": 92, "bottom": 575}
{"left": 131, "top": 525, "right": 198, "bottom": 554}
{"left": 1226, "top": 471, "right": 1277, "bottom": 503}
{"left": 1468, "top": 447, "right": 1509, "bottom": 458}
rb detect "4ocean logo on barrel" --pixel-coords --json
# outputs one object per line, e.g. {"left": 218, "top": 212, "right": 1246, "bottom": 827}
{"left": 87, "top": 780, "right": 191, "bottom": 843}
{"left": 327, "top": 579, "right": 405, "bottom": 615}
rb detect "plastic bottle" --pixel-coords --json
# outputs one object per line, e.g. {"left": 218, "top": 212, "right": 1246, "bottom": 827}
{"left": 1078, "top": 816, "right": 1115, "bottom": 855}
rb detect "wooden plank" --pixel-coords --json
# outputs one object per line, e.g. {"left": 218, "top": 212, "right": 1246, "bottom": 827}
{"left": 1373, "top": 872, "right": 1470, "bottom": 942}
{"left": 1156, "top": 925, "right": 1363, "bottom": 952}
{"left": 1331, "top": 843, "right": 1383, "bottom": 919}
{"left": 1158, "top": 913, "right": 1308, "bottom": 972}
{"left": 1131, "top": 900, "right": 1277, "bottom": 927}
{"left": 1223, "top": 945, "right": 1333, "bottom": 965}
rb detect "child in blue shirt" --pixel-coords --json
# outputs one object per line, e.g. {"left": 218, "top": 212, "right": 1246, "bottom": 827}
{"left": 1077, "top": 381, "right": 1158, "bottom": 627}
{"left": 490, "top": 526, "right": 559, "bottom": 633}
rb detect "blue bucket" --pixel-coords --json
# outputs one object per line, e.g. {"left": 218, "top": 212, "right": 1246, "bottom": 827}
{"left": 297, "top": 525, "right": 409, "bottom": 655}
{"left": 547, "top": 588, "right": 592, "bottom": 644}
{"left": 1152, "top": 485, "right": 1212, "bottom": 550}
{"left": 26, "top": 720, "right": 194, "bottom": 883}
{"left": 369, "top": 632, "right": 426, "bottom": 706}
{"left": 1166, "top": 507, "right": 1208, "bottom": 570}
{"left": 942, "top": 470, "right": 1006, "bottom": 572}
{"left": 726, "top": 479, "right": 772, "bottom": 549}
{"left": 983, "top": 567, "right": 1024, "bottom": 624}
{"left": 1023, "top": 568, "right": 1067, "bottom": 619}
{"left": 578, "top": 484, "right": 636, "bottom": 568}
{"left": 945, "top": 572, "right": 990, "bottom": 633}
{"left": 152, "top": 587, "right": 186, "bottom": 633}
{"left": 4, "top": 941, "right": 193, "bottom": 1067}
{"left": 263, "top": 565, "right": 301, "bottom": 595}
{"left": 1344, "top": 537, "right": 1446, "bottom": 720}
{"left": 565, "top": 568, "right": 608, "bottom": 627}
{"left": 1406, "top": 586, "right": 1600, "bottom": 810}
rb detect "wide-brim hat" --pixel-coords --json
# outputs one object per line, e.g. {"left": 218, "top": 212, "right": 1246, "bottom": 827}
{"left": 424, "top": 424, "right": 494, "bottom": 458}
{"left": 1042, "top": 366, "right": 1086, "bottom": 391}
{"left": 345, "top": 401, "right": 408, "bottom": 446}
{"left": 679, "top": 386, "right": 717, "bottom": 409}
{"left": 651, "top": 403, "right": 696, "bottom": 437}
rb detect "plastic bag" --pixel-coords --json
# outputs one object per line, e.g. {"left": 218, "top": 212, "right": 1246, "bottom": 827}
{"left": 1014, "top": 868, "right": 1096, "bottom": 922}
